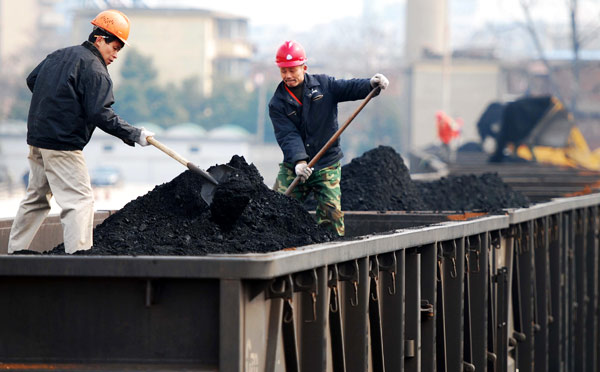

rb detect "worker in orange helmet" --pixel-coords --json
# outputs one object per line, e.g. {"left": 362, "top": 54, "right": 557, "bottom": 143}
{"left": 8, "top": 9, "right": 155, "bottom": 254}
{"left": 270, "top": 40, "right": 389, "bottom": 237}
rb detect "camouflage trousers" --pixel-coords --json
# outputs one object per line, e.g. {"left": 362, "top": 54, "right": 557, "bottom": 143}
{"left": 274, "top": 162, "right": 344, "bottom": 237}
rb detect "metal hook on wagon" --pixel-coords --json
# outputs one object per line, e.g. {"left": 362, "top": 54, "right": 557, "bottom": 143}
{"left": 378, "top": 252, "right": 397, "bottom": 295}
{"left": 330, "top": 286, "right": 339, "bottom": 313}
{"left": 370, "top": 284, "right": 379, "bottom": 302}
{"left": 328, "top": 265, "right": 340, "bottom": 313}
{"left": 450, "top": 257, "right": 457, "bottom": 279}
{"left": 267, "top": 275, "right": 293, "bottom": 300}
{"left": 369, "top": 256, "right": 380, "bottom": 302}
{"left": 339, "top": 260, "right": 360, "bottom": 307}
{"left": 350, "top": 281, "right": 359, "bottom": 307}
{"left": 294, "top": 269, "right": 318, "bottom": 323}
{"left": 306, "top": 292, "right": 317, "bottom": 323}
{"left": 388, "top": 272, "right": 397, "bottom": 295}
{"left": 283, "top": 298, "right": 294, "bottom": 323}
{"left": 450, "top": 240, "right": 458, "bottom": 279}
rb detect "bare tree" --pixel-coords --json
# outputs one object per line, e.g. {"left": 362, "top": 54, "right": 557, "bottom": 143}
{"left": 519, "top": 0, "right": 600, "bottom": 116}
{"left": 519, "top": 0, "right": 565, "bottom": 103}
{"left": 567, "top": 0, "right": 581, "bottom": 114}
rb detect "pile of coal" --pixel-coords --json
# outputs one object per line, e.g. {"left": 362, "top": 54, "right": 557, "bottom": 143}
{"left": 311, "top": 145, "right": 530, "bottom": 213}
{"left": 49, "top": 156, "right": 335, "bottom": 256}
{"left": 416, "top": 173, "right": 531, "bottom": 212}
{"left": 340, "top": 146, "right": 427, "bottom": 211}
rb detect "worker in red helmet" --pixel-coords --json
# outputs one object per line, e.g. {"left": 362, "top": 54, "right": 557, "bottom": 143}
{"left": 270, "top": 40, "right": 389, "bottom": 237}
{"left": 8, "top": 10, "right": 155, "bottom": 254}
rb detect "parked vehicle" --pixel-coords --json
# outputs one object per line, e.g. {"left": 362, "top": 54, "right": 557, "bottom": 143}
{"left": 90, "top": 166, "right": 123, "bottom": 187}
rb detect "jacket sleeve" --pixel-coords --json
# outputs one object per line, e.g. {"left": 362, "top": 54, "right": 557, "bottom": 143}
{"left": 26, "top": 60, "right": 46, "bottom": 93}
{"left": 329, "top": 76, "right": 376, "bottom": 103}
{"left": 82, "top": 72, "right": 141, "bottom": 147}
{"left": 269, "top": 102, "right": 309, "bottom": 165}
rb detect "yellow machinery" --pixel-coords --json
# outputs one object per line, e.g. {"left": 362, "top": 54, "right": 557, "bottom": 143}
{"left": 516, "top": 126, "right": 600, "bottom": 170}
{"left": 482, "top": 96, "right": 600, "bottom": 170}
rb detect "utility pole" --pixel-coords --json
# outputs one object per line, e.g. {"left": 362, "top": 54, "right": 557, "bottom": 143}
{"left": 254, "top": 73, "right": 265, "bottom": 144}
{"left": 440, "top": 0, "right": 456, "bottom": 162}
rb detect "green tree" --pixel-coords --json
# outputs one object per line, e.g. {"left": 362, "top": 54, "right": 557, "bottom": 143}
{"left": 113, "top": 48, "right": 187, "bottom": 126}
{"left": 178, "top": 76, "right": 269, "bottom": 135}
{"left": 341, "top": 93, "right": 405, "bottom": 159}
{"left": 0, "top": 69, "right": 32, "bottom": 122}
{"left": 199, "top": 78, "right": 258, "bottom": 132}
{"left": 177, "top": 76, "right": 208, "bottom": 126}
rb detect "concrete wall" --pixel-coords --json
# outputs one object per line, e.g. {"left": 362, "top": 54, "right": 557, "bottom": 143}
{"left": 407, "top": 59, "right": 501, "bottom": 150}
{"left": 0, "top": 0, "right": 66, "bottom": 74}
{"left": 0, "top": 0, "right": 38, "bottom": 73}
{"left": 405, "top": 0, "right": 446, "bottom": 63}
{"left": 0, "top": 130, "right": 282, "bottom": 191}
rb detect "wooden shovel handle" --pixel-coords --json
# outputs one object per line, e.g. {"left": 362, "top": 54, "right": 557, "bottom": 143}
{"left": 284, "top": 87, "right": 381, "bottom": 196}
{"left": 147, "top": 136, "right": 219, "bottom": 185}
{"left": 147, "top": 137, "right": 188, "bottom": 167}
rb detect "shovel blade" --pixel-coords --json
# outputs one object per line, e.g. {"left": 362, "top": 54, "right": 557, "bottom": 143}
{"left": 200, "top": 164, "right": 236, "bottom": 205}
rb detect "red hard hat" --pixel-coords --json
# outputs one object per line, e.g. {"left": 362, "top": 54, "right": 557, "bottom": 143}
{"left": 276, "top": 40, "right": 307, "bottom": 67}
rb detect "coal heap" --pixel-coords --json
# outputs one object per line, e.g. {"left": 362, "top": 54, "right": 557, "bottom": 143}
{"left": 315, "top": 145, "right": 530, "bottom": 212}
{"left": 416, "top": 173, "right": 531, "bottom": 212}
{"left": 49, "top": 156, "right": 335, "bottom": 256}
{"left": 341, "top": 146, "right": 427, "bottom": 211}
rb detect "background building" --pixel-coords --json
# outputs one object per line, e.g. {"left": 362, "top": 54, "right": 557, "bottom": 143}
{"left": 405, "top": 58, "right": 502, "bottom": 150}
{"left": 0, "top": 0, "right": 64, "bottom": 74}
{"left": 403, "top": 0, "right": 503, "bottom": 151}
{"left": 71, "top": 7, "right": 252, "bottom": 94}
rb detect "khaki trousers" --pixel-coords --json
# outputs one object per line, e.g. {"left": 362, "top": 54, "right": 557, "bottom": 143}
{"left": 8, "top": 146, "right": 94, "bottom": 254}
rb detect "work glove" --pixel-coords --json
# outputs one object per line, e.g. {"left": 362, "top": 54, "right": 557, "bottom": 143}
{"left": 370, "top": 73, "right": 389, "bottom": 90}
{"left": 294, "top": 162, "right": 313, "bottom": 183}
{"left": 136, "top": 127, "right": 155, "bottom": 147}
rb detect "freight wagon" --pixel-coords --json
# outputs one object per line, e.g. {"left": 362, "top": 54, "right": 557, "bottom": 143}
{"left": 1, "top": 158, "right": 599, "bottom": 371}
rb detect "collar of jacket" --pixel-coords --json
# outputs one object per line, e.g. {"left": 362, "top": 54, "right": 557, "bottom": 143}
{"left": 275, "top": 73, "right": 321, "bottom": 102}
{"left": 82, "top": 41, "right": 108, "bottom": 68}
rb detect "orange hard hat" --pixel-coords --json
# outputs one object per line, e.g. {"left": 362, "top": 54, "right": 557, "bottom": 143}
{"left": 91, "top": 9, "right": 131, "bottom": 46}
{"left": 276, "top": 40, "right": 307, "bottom": 67}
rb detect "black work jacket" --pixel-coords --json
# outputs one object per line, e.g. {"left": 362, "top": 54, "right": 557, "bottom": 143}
{"left": 269, "top": 73, "right": 374, "bottom": 170}
{"left": 26, "top": 41, "right": 140, "bottom": 151}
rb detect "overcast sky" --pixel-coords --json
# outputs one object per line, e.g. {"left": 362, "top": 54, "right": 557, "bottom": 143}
{"left": 144, "top": 0, "right": 600, "bottom": 31}
{"left": 145, "top": 0, "right": 365, "bottom": 30}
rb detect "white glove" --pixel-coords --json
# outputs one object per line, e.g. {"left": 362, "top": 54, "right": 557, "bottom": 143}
{"left": 136, "top": 127, "right": 155, "bottom": 147}
{"left": 370, "top": 73, "right": 389, "bottom": 90}
{"left": 294, "top": 162, "right": 313, "bottom": 183}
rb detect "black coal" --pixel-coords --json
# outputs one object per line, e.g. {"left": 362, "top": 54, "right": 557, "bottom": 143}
{"left": 48, "top": 156, "right": 335, "bottom": 255}
{"left": 416, "top": 173, "right": 531, "bottom": 212}
{"left": 340, "top": 146, "right": 427, "bottom": 211}
{"left": 40, "top": 146, "right": 529, "bottom": 256}
{"left": 338, "top": 146, "right": 529, "bottom": 212}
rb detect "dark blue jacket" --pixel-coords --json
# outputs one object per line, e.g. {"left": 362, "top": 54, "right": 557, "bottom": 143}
{"left": 26, "top": 41, "right": 140, "bottom": 151}
{"left": 269, "top": 73, "right": 374, "bottom": 170}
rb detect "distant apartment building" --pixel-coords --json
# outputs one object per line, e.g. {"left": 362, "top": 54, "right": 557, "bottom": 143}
{"left": 71, "top": 7, "right": 253, "bottom": 95}
{"left": 0, "top": 0, "right": 64, "bottom": 74}
{"left": 404, "top": 58, "right": 502, "bottom": 150}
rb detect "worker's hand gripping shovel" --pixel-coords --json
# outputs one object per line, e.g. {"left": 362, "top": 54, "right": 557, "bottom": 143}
{"left": 285, "top": 87, "right": 382, "bottom": 196}
{"left": 146, "top": 137, "right": 234, "bottom": 205}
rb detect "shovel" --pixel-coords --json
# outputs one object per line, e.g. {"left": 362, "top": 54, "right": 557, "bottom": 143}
{"left": 285, "top": 86, "right": 382, "bottom": 196}
{"left": 146, "top": 136, "right": 234, "bottom": 204}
